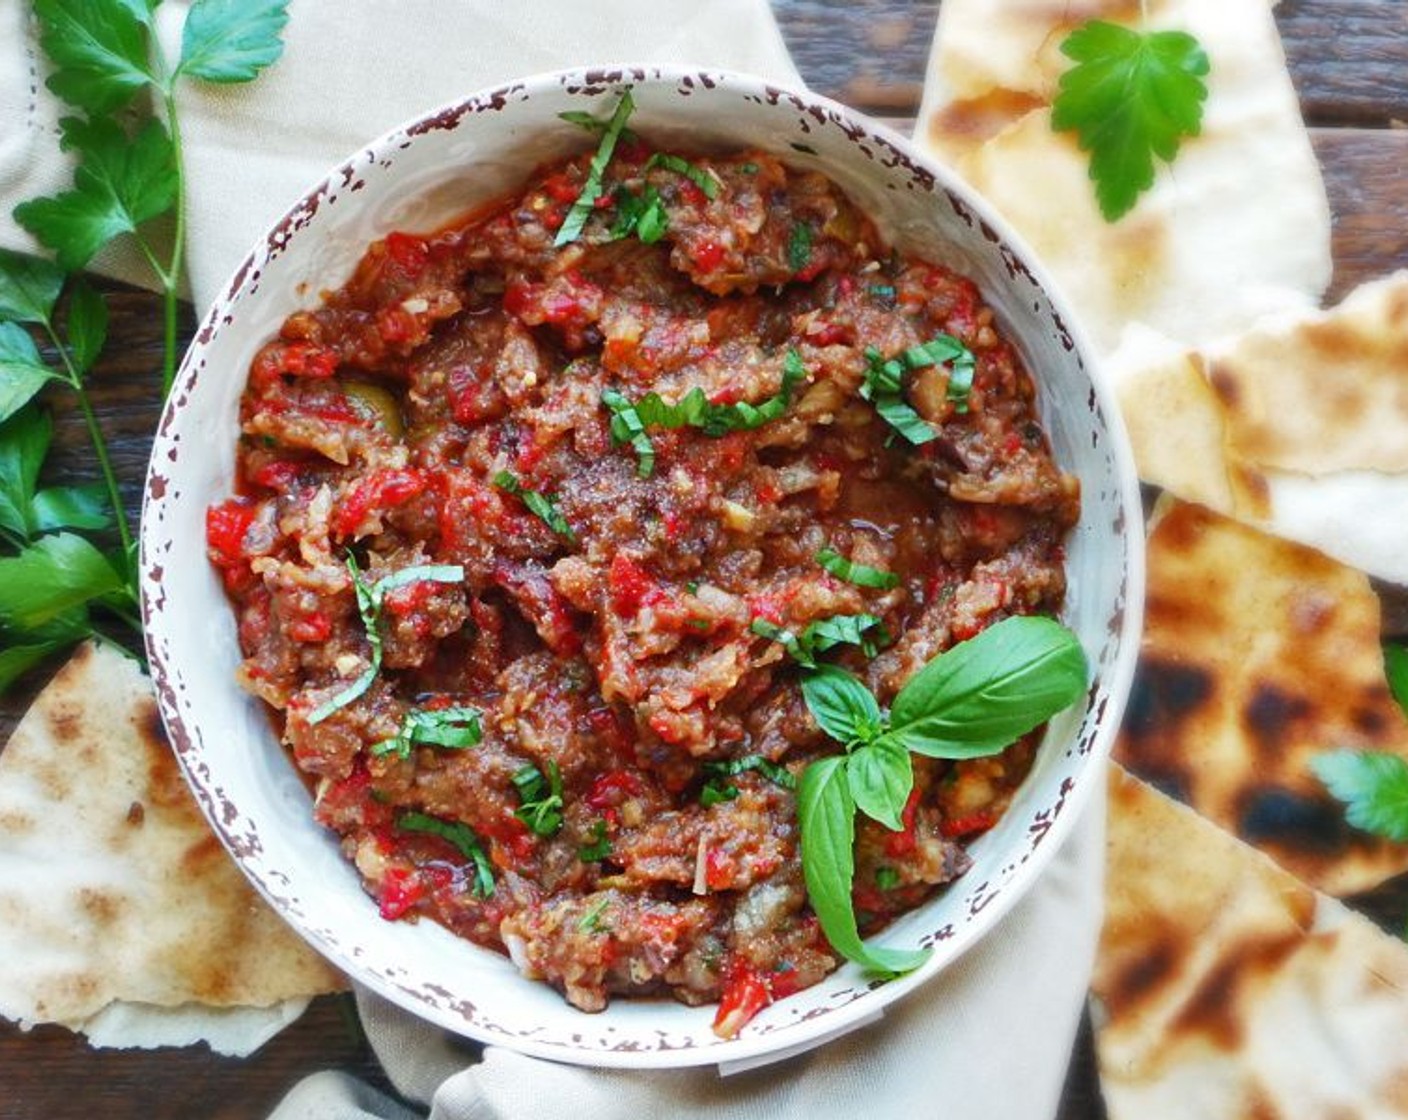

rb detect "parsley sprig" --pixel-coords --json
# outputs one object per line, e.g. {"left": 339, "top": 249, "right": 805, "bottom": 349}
{"left": 795, "top": 615, "right": 1086, "bottom": 973}
{"left": 1051, "top": 19, "right": 1211, "bottom": 222}
{"left": 1311, "top": 642, "right": 1408, "bottom": 844}
{"left": 308, "top": 556, "right": 464, "bottom": 724}
{"left": 0, "top": 0, "right": 291, "bottom": 693}
{"left": 602, "top": 350, "right": 808, "bottom": 478}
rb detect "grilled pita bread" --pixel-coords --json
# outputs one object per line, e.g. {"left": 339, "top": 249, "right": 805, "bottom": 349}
{"left": 917, "top": 0, "right": 1331, "bottom": 358}
{"left": 0, "top": 642, "right": 343, "bottom": 1054}
{"left": 1094, "top": 765, "right": 1408, "bottom": 1120}
{"left": 1109, "top": 271, "right": 1408, "bottom": 585}
{"left": 1115, "top": 499, "right": 1408, "bottom": 896}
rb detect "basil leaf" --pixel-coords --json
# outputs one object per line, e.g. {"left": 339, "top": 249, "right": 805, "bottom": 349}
{"left": 645, "top": 153, "right": 719, "bottom": 199}
{"left": 373, "top": 705, "right": 483, "bottom": 760}
{"left": 492, "top": 470, "right": 575, "bottom": 541}
{"left": 578, "top": 819, "right": 611, "bottom": 862}
{"left": 699, "top": 780, "right": 740, "bottom": 807}
{"left": 860, "top": 348, "right": 936, "bottom": 446}
{"left": 815, "top": 547, "right": 900, "bottom": 590}
{"left": 798, "top": 756, "right": 929, "bottom": 975}
{"left": 512, "top": 760, "right": 564, "bottom": 837}
{"left": 177, "top": 0, "right": 291, "bottom": 84}
{"left": 601, "top": 388, "right": 656, "bottom": 478}
{"left": 396, "top": 811, "right": 494, "bottom": 897}
{"left": 701, "top": 753, "right": 797, "bottom": 791}
{"left": 887, "top": 615, "right": 1086, "bottom": 759}
{"left": 801, "top": 664, "right": 883, "bottom": 746}
{"left": 0, "top": 323, "right": 57, "bottom": 426}
{"left": 846, "top": 738, "right": 913, "bottom": 831}
{"left": 753, "top": 613, "right": 886, "bottom": 669}
{"left": 1311, "top": 749, "right": 1408, "bottom": 844}
{"left": 555, "top": 89, "right": 635, "bottom": 247}
{"left": 375, "top": 563, "right": 464, "bottom": 597}
{"left": 33, "top": 0, "right": 156, "bottom": 114}
{"left": 0, "top": 250, "right": 65, "bottom": 325}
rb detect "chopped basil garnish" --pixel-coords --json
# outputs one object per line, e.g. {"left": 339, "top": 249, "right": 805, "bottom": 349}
{"left": 645, "top": 153, "right": 719, "bottom": 199}
{"left": 396, "top": 811, "right": 494, "bottom": 898}
{"left": 492, "top": 470, "right": 575, "bottom": 542}
{"left": 578, "top": 819, "right": 611, "bottom": 862}
{"left": 815, "top": 546, "right": 900, "bottom": 590}
{"left": 371, "top": 705, "right": 483, "bottom": 761}
{"left": 700, "top": 753, "right": 797, "bottom": 809}
{"left": 308, "top": 556, "right": 465, "bottom": 724}
{"left": 796, "top": 616, "right": 1087, "bottom": 974}
{"left": 788, "top": 222, "right": 813, "bottom": 273}
{"left": 861, "top": 335, "right": 978, "bottom": 444}
{"left": 555, "top": 89, "right": 635, "bottom": 247}
{"left": 750, "top": 612, "right": 887, "bottom": 669}
{"left": 610, "top": 184, "right": 669, "bottom": 243}
{"left": 578, "top": 896, "right": 611, "bottom": 932}
{"left": 601, "top": 350, "right": 808, "bottom": 478}
{"left": 512, "top": 760, "right": 565, "bottom": 837}
{"left": 739, "top": 161, "right": 760, "bottom": 174}
{"left": 875, "top": 866, "right": 901, "bottom": 891}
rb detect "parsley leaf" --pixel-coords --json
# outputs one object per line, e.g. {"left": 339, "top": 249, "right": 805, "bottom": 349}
{"left": 1051, "top": 20, "right": 1211, "bottom": 222}
{"left": 0, "top": 250, "right": 65, "bottom": 325}
{"left": 512, "top": 761, "right": 565, "bottom": 837}
{"left": 33, "top": 0, "right": 156, "bottom": 114}
{"left": 0, "top": 408, "right": 110, "bottom": 544}
{"left": 555, "top": 89, "right": 635, "bottom": 247}
{"left": 815, "top": 546, "right": 899, "bottom": 590}
{"left": 65, "top": 278, "right": 108, "bottom": 375}
{"left": 1311, "top": 750, "right": 1408, "bottom": 844}
{"left": 492, "top": 470, "right": 575, "bottom": 542}
{"left": 396, "top": 811, "right": 494, "bottom": 897}
{"left": 0, "top": 532, "right": 127, "bottom": 631}
{"left": 1385, "top": 643, "right": 1408, "bottom": 714}
{"left": 177, "top": 0, "right": 291, "bottom": 83}
{"left": 0, "top": 323, "right": 59, "bottom": 425}
{"left": 15, "top": 116, "right": 178, "bottom": 271}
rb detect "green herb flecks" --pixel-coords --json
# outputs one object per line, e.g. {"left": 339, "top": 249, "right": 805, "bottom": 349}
{"left": 699, "top": 753, "right": 796, "bottom": 806}
{"left": 371, "top": 705, "right": 483, "bottom": 761}
{"left": 396, "top": 811, "right": 494, "bottom": 898}
{"left": 861, "top": 335, "right": 977, "bottom": 445}
{"left": 308, "top": 556, "right": 464, "bottom": 724}
{"left": 492, "top": 470, "right": 575, "bottom": 542}
{"left": 750, "top": 613, "right": 887, "bottom": 670}
{"left": 578, "top": 896, "right": 611, "bottom": 932}
{"left": 796, "top": 616, "right": 1086, "bottom": 973}
{"left": 1051, "top": 20, "right": 1211, "bottom": 222}
{"left": 512, "top": 760, "right": 565, "bottom": 837}
{"left": 815, "top": 546, "right": 900, "bottom": 590}
{"left": 578, "top": 819, "right": 612, "bottom": 862}
{"left": 602, "top": 350, "right": 808, "bottom": 478}
{"left": 787, "top": 222, "right": 813, "bottom": 273}
{"left": 554, "top": 89, "right": 635, "bottom": 247}
{"left": 645, "top": 153, "right": 719, "bottom": 200}
{"left": 609, "top": 184, "right": 669, "bottom": 244}
{"left": 874, "top": 866, "right": 901, "bottom": 891}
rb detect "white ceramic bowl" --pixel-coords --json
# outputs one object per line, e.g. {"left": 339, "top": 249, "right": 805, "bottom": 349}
{"left": 141, "top": 66, "right": 1143, "bottom": 1069}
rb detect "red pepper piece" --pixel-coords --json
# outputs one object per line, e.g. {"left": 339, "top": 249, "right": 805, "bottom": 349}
{"left": 206, "top": 498, "right": 258, "bottom": 592}
{"left": 712, "top": 959, "right": 772, "bottom": 1039}
{"left": 585, "top": 770, "right": 645, "bottom": 811}
{"left": 884, "top": 787, "right": 923, "bottom": 857}
{"left": 940, "top": 810, "right": 997, "bottom": 840}
{"left": 333, "top": 468, "right": 426, "bottom": 540}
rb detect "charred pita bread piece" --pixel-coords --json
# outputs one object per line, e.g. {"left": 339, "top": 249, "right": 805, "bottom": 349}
{"left": 0, "top": 642, "right": 343, "bottom": 1054}
{"left": 1094, "top": 766, "right": 1408, "bottom": 1120}
{"left": 1116, "top": 499, "right": 1408, "bottom": 896}
{"left": 917, "top": 0, "right": 1330, "bottom": 357}
{"left": 1109, "top": 271, "right": 1408, "bottom": 585}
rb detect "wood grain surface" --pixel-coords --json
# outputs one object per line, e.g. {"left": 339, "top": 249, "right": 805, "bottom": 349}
{"left": 2, "top": 3, "right": 1405, "bottom": 1118}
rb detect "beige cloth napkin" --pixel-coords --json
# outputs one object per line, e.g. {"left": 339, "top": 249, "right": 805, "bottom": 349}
{"left": 0, "top": 2, "right": 1107, "bottom": 1117}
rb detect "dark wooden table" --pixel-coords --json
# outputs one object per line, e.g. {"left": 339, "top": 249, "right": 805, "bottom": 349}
{"left": 2, "top": 2, "right": 1405, "bottom": 1117}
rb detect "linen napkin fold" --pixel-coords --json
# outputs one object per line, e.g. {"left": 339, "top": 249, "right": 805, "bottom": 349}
{"left": 0, "top": 3, "right": 1107, "bottom": 1117}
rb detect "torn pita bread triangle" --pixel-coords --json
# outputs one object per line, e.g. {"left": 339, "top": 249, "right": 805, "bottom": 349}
{"left": 1095, "top": 766, "right": 1408, "bottom": 1120}
{"left": 0, "top": 641, "right": 344, "bottom": 1055}
{"left": 916, "top": 0, "right": 1331, "bottom": 359}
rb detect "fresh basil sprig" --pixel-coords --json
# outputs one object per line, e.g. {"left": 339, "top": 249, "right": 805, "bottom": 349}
{"left": 554, "top": 89, "right": 635, "bottom": 247}
{"left": 815, "top": 546, "right": 900, "bottom": 590}
{"left": 602, "top": 350, "right": 808, "bottom": 478}
{"left": 861, "top": 335, "right": 976, "bottom": 445}
{"left": 512, "top": 760, "right": 565, "bottom": 837}
{"left": 396, "top": 811, "right": 494, "bottom": 897}
{"left": 492, "top": 470, "right": 575, "bottom": 542}
{"left": 371, "top": 705, "right": 483, "bottom": 761}
{"left": 308, "top": 555, "right": 464, "bottom": 724}
{"left": 750, "top": 613, "right": 886, "bottom": 669}
{"left": 797, "top": 615, "right": 1087, "bottom": 973}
